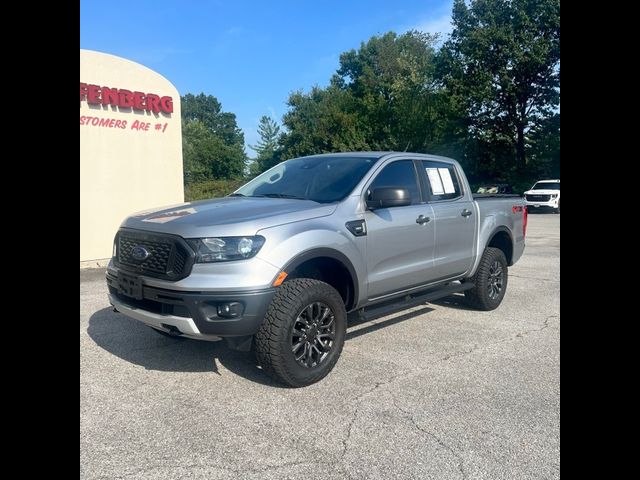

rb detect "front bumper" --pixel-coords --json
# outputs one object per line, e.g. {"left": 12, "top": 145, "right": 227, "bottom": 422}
{"left": 106, "top": 271, "right": 275, "bottom": 339}
{"left": 526, "top": 200, "right": 559, "bottom": 210}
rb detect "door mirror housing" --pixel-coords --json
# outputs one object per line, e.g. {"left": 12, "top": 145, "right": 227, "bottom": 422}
{"left": 366, "top": 187, "right": 412, "bottom": 209}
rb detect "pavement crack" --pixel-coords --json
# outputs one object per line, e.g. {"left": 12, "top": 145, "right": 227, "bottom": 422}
{"left": 341, "top": 381, "right": 386, "bottom": 458}
{"left": 437, "top": 314, "right": 558, "bottom": 362}
{"left": 441, "top": 343, "right": 479, "bottom": 361}
{"left": 341, "top": 409, "right": 357, "bottom": 459}
{"left": 338, "top": 380, "right": 392, "bottom": 479}
{"left": 515, "top": 315, "right": 557, "bottom": 338}
{"left": 391, "top": 395, "right": 467, "bottom": 480}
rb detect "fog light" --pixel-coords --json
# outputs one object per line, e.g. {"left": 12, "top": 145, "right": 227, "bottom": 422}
{"left": 217, "top": 302, "right": 243, "bottom": 318}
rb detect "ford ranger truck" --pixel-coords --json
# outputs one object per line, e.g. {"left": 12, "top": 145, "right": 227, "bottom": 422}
{"left": 107, "top": 152, "right": 527, "bottom": 387}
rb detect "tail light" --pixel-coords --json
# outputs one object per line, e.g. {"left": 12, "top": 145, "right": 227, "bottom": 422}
{"left": 512, "top": 205, "right": 528, "bottom": 237}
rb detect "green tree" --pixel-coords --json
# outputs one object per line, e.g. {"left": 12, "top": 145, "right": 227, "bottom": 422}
{"left": 332, "top": 30, "right": 444, "bottom": 152}
{"left": 249, "top": 116, "right": 282, "bottom": 175}
{"left": 439, "top": 0, "right": 560, "bottom": 174}
{"left": 528, "top": 112, "right": 559, "bottom": 178}
{"left": 281, "top": 86, "right": 369, "bottom": 158}
{"left": 280, "top": 31, "right": 449, "bottom": 159}
{"left": 180, "top": 93, "right": 247, "bottom": 185}
{"left": 181, "top": 93, "right": 245, "bottom": 147}
{"left": 182, "top": 120, "right": 245, "bottom": 183}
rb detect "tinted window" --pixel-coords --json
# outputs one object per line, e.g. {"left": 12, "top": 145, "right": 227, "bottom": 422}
{"left": 236, "top": 156, "right": 377, "bottom": 203}
{"left": 421, "top": 161, "right": 462, "bottom": 201}
{"left": 368, "top": 160, "right": 421, "bottom": 205}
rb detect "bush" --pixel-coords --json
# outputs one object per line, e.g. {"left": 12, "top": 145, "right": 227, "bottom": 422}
{"left": 185, "top": 179, "right": 246, "bottom": 202}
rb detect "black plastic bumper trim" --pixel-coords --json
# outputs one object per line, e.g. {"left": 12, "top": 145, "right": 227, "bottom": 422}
{"left": 106, "top": 271, "right": 275, "bottom": 336}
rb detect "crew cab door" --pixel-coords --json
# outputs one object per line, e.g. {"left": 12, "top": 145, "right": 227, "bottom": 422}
{"left": 419, "top": 160, "right": 476, "bottom": 279}
{"left": 364, "top": 159, "right": 436, "bottom": 300}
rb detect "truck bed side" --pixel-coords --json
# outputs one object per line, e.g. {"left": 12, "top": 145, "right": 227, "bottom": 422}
{"left": 468, "top": 195, "right": 526, "bottom": 277}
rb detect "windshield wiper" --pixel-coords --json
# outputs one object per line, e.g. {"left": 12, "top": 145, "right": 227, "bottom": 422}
{"left": 227, "top": 193, "right": 246, "bottom": 197}
{"left": 254, "top": 193, "right": 307, "bottom": 200}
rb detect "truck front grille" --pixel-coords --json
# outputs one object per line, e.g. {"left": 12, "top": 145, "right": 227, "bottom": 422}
{"left": 526, "top": 194, "right": 551, "bottom": 202}
{"left": 115, "top": 229, "right": 195, "bottom": 280}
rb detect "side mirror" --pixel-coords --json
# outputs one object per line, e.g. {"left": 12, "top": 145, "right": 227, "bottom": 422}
{"left": 366, "top": 187, "right": 411, "bottom": 209}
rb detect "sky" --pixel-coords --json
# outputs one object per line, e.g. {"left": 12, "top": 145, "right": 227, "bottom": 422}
{"left": 80, "top": 0, "right": 453, "bottom": 156}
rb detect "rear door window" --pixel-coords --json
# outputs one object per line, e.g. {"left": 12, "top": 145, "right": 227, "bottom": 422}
{"left": 421, "top": 161, "right": 463, "bottom": 201}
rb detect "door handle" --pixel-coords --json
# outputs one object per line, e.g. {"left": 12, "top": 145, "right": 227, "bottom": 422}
{"left": 461, "top": 209, "right": 473, "bottom": 217}
{"left": 416, "top": 215, "right": 431, "bottom": 225}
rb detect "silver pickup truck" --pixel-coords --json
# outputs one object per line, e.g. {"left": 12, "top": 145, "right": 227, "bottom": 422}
{"left": 107, "top": 152, "right": 526, "bottom": 386}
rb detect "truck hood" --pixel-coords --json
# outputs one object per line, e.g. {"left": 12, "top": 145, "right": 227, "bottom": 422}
{"left": 524, "top": 189, "right": 560, "bottom": 195}
{"left": 121, "top": 197, "right": 338, "bottom": 238}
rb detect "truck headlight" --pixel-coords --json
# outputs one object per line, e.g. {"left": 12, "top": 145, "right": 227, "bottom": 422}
{"left": 189, "top": 236, "right": 266, "bottom": 263}
{"left": 550, "top": 194, "right": 558, "bottom": 199}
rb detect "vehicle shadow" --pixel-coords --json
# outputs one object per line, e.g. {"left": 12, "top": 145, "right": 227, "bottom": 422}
{"left": 430, "top": 292, "right": 478, "bottom": 311}
{"left": 87, "top": 307, "right": 283, "bottom": 387}
{"left": 87, "top": 297, "right": 463, "bottom": 385}
{"left": 346, "top": 306, "right": 434, "bottom": 340}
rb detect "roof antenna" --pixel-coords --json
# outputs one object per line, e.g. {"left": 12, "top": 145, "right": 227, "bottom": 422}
{"left": 403, "top": 141, "right": 411, "bottom": 152}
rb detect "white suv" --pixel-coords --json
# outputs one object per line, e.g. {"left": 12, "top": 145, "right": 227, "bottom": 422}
{"left": 524, "top": 179, "right": 560, "bottom": 213}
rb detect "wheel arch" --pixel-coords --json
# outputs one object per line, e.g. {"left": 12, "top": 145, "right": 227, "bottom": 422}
{"left": 281, "top": 248, "right": 359, "bottom": 311}
{"left": 485, "top": 227, "right": 515, "bottom": 265}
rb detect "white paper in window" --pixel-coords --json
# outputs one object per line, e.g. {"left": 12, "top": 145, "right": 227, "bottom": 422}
{"left": 438, "top": 168, "right": 456, "bottom": 194}
{"left": 426, "top": 168, "right": 445, "bottom": 194}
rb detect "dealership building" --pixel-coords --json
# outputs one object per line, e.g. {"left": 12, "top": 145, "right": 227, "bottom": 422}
{"left": 80, "top": 49, "right": 184, "bottom": 266}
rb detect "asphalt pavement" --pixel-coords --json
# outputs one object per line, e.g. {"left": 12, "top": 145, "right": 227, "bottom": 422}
{"left": 80, "top": 213, "right": 560, "bottom": 480}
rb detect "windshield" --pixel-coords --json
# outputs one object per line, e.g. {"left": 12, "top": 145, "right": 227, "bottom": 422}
{"left": 532, "top": 182, "right": 560, "bottom": 191}
{"left": 235, "top": 156, "right": 378, "bottom": 203}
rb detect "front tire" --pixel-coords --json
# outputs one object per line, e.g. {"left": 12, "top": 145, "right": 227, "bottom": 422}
{"left": 254, "top": 278, "right": 347, "bottom": 387}
{"left": 464, "top": 247, "right": 509, "bottom": 311}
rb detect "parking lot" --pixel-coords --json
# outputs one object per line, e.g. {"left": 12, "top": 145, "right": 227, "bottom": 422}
{"left": 80, "top": 213, "right": 559, "bottom": 480}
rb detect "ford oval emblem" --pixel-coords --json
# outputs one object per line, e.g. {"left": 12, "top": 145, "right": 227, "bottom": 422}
{"left": 131, "top": 245, "right": 151, "bottom": 261}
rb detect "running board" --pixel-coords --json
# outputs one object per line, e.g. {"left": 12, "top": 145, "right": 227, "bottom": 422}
{"left": 357, "top": 282, "right": 474, "bottom": 321}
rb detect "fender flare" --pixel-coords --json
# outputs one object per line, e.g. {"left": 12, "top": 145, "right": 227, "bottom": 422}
{"left": 485, "top": 226, "right": 515, "bottom": 264}
{"left": 281, "top": 248, "right": 360, "bottom": 310}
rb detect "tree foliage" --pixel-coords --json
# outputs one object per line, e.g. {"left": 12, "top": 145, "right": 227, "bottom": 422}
{"left": 280, "top": 31, "right": 449, "bottom": 159}
{"left": 332, "top": 30, "right": 446, "bottom": 152}
{"left": 439, "top": 0, "right": 560, "bottom": 173}
{"left": 180, "top": 0, "right": 560, "bottom": 191}
{"left": 275, "top": 0, "right": 559, "bottom": 187}
{"left": 249, "top": 116, "right": 282, "bottom": 175}
{"left": 181, "top": 93, "right": 245, "bottom": 146}
{"left": 182, "top": 119, "right": 245, "bottom": 183}
{"left": 180, "top": 93, "right": 247, "bottom": 185}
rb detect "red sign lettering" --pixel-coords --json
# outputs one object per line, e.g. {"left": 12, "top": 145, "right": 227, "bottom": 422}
{"left": 79, "top": 82, "right": 173, "bottom": 114}
{"left": 80, "top": 115, "right": 169, "bottom": 133}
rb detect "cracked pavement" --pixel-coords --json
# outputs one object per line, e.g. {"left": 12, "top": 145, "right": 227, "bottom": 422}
{"left": 80, "top": 213, "right": 559, "bottom": 479}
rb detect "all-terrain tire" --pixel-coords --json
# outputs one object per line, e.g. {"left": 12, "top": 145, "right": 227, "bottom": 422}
{"left": 254, "top": 278, "right": 346, "bottom": 387}
{"left": 464, "top": 247, "right": 509, "bottom": 311}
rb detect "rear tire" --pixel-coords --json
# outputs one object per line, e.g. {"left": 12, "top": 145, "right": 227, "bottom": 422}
{"left": 254, "top": 278, "right": 346, "bottom": 387}
{"left": 464, "top": 247, "right": 508, "bottom": 311}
